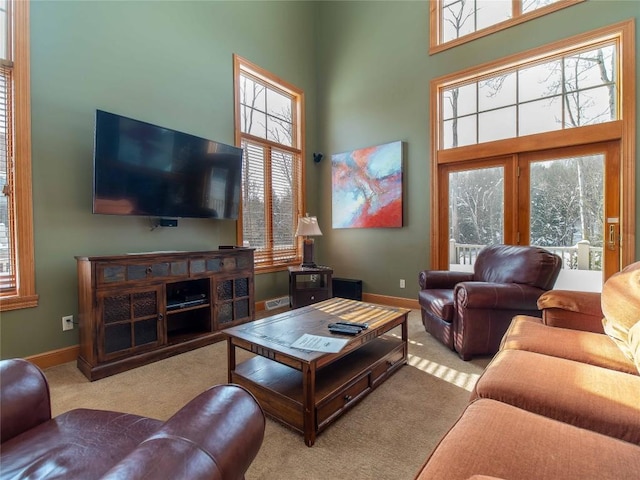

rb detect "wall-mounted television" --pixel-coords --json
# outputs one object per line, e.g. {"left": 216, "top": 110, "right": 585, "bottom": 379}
{"left": 93, "top": 110, "right": 243, "bottom": 220}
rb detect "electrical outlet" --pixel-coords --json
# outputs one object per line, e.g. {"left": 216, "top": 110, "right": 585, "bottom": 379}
{"left": 62, "top": 315, "right": 74, "bottom": 331}
{"left": 400, "top": 279, "right": 406, "bottom": 288}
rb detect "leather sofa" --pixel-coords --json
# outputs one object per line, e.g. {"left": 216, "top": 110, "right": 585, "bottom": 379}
{"left": 418, "top": 244, "right": 561, "bottom": 360}
{"left": 415, "top": 262, "right": 640, "bottom": 480}
{"left": 0, "top": 358, "right": 265, "bottom": 480}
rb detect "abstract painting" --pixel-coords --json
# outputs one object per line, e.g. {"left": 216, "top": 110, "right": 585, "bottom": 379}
{"left": 332, "top": 141, "right": 403, "bottom": 229}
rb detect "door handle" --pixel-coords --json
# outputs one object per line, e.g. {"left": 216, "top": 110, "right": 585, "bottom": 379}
{"left": 608, "top": 224, "right": 617, "bottom": 250}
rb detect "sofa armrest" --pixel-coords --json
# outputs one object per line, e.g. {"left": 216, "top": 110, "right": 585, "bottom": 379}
{"left": 0, "top": 359, "right": 52, "bottom": 443}
{"left": 537, "top": 290, "right": 604, "bottom": 333}
{"left": 419, "top": 270, "right": 474, "bottom": 290}
{"left": 101, "top": 384, "right": 265, "bottom": 480}
{"left": 455, "top": 282, "right": 544, "bottom": 310}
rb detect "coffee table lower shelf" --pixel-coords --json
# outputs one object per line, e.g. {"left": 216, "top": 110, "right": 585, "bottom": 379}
{"left": 230, "top": 336, "right": 406, "bottom": 445}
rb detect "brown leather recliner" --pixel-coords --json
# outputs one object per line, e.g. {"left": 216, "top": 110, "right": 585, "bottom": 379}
{"left": 0, "top": 358, "right": 265, "bottom": 480}
{"left": 418, "top": 244, "right": 562, "bottom": 360}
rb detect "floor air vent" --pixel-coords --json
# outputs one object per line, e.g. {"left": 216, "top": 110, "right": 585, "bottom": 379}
{"left": 265, "top": 296, "right": 290, "bottom": 310}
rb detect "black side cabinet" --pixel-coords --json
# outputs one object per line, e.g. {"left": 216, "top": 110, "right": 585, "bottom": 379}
{"left": 288, "top": 266, "right": 333, "bottom": 309}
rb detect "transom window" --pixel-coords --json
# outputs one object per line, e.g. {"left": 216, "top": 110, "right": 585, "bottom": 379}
{"left": 233, "top": 55, "right": 305, "bottom": 272}
{"left": 431, "top": 0, "right": 584, "bottom": 53}
{"left": 441, "top": 42, "right": 617, "bottom": 149}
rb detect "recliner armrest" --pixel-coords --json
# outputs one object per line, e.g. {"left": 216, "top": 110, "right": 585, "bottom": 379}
{"left": 0, "top": 358, "right": 52, "bottom": 444}
{"left": 419, "top": 270, "right": 474, "bottom": 290}
{"left": 455, "top": 282, "right": 544, "bottom": 310}
{"left": 537, "top": 290, "right": 604, "bottom": 333}
{"left": 101, "top": 384, "right": 265, "bottom": 480}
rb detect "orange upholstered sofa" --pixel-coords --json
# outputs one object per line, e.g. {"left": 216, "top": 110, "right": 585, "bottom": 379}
{"left": 415, "top": 262, "right": 640, "bottom": 480}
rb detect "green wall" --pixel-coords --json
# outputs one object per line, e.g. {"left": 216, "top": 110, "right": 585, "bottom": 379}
{"left": 1, "top": 0, "right": 319, "bottom": 358}
{"left": 314, "top": 0, "right": 640, "bottom": 297}
{"left": 2, "top": 0, "right": 639, "bottom": 360}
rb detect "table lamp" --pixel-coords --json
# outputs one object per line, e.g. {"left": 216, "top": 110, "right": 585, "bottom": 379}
{"left": 296, "top": 214, "right": 323, "bottom": 268}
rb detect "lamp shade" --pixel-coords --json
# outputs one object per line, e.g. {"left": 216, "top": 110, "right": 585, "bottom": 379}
{"left": 295, "top": 216, "right": 322, "bottom": 237}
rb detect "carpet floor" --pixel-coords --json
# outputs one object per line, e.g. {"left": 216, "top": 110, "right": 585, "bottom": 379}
{"left": 44, "top": 309, "right": 491, "bottom": 480}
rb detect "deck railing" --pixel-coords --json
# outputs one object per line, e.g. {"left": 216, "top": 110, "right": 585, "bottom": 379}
{"left": 449, "top": 240, "right": 603, "bottom": 271}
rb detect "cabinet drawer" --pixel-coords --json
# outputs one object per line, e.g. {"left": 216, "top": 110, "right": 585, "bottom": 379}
{"left": 370, "top": 344, "right": 406, "bottom": 387}
{"left": 317, "top": 374, "right": 369, "bottom": 425}
{"left": 96, "top": 261, "right": 188, "bottom": 286}
{"left": 294, "top": 289, "right": 329, "bottom": 308}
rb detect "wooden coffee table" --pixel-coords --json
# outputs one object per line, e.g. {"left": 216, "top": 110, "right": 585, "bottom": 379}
{"left": 223, "top": 297, "right": 410, "bottom": 446}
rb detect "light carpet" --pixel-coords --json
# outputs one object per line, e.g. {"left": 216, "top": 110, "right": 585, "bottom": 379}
{"left": 44, "top": 309, "right": 490, "bottom": 480}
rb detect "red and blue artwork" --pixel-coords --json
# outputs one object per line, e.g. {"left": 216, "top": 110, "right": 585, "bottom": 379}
{"left": 332, "top": 141, "right": 403, "bottom": 229}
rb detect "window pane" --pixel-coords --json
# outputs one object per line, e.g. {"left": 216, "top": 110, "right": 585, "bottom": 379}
{"left": 478, "top": 107, "right": 516, "bottom": 143}
{"left": 0, "top": 0, "right": 7, "bottom": 61}
{"left": 0, "top": 65, "right": 13, "bottom": 290}
{"left": 241, "top": 105, "right": 266, "bottom": 138}
{"left": 443, "top": 115, "right": 477, "bottom": 149}
{"left": 529, "top": 155, "right": 604, "bottom": 271}
{"left": 442, "top": 0, "right": 475, "bottom": 43}
{"left": 519, "top": 96, "right": 562, "bottom": 136}
{"left": 478, "top": 73, "right": 516, "bottom": 111}
{"left": 564, "top": 85, "right": 615, "bottom": 127}
{"left": 518, "top": 60, "right": 562, "bottom": 103}
{"left": 266, "top": 115, "right": 292, "bottom": 147}
{"left": 449, "top": 166, "right": 504, "bottom": 265}
{"left": 522, "top": 0, "right": 560, "bottom": 14}
{"left": 565, "top": 45, "right": 615, "bottom": 91}
{"left": 476, "top": 0, "right": 512, "bottom": 31}
{"left": 240, "top": 76, "right": 266, "bottom": 136}
{"left": 266, "top": 88, "right": 293, "bottom": 146}
{"left": 241, "top": 142, "right": 266, "bottom": 249}
{"left": 271, "top": 149, "right": 294, "bottom": 249}
{"left": 443, "top": 83, "right": 476, "bottom": 119}
{"left": 266, "top": 89, "right": 291, "bottom": 123}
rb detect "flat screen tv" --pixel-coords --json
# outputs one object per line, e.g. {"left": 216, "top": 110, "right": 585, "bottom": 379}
{"left": 93, "top": 110, "right": 243, "bottom": 220}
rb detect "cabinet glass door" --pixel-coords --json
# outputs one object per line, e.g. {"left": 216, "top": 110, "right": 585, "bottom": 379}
{"left": 99, "top": 286, "right": 163, "bottom": 360}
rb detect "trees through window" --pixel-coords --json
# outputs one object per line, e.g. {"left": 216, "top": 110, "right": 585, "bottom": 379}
{"left": 431, "top": 0, "right": 584, "bottom": 53}
{"left": 431, "top": 21, "right": 635, "bottom": 284}
{"left": 233, "top": 55, "right": 305, "bottom": 272}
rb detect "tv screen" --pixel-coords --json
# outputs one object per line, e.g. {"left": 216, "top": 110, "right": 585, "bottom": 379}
{"left": 93, "top": 110, "right": 243, "bottom": 220}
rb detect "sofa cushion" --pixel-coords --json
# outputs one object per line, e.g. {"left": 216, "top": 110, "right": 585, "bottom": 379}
{"left": 471, "top": 349, "right": 640, "bottom": 445}
{"left": 501, "top": 315, "right": 637, "bottom": 375}
{"left": 537, "top": 289, "right": 604, "bottom": 332}
{"left": 418, "top": 289, "right": 454, "bottom": 322}
{"left": 601, "top": 263, "right": 640, "bottom": 361}
{"left": 0, "top": 409, "right": 162, "bottom": 480}
{"left": 415, "top": 399, "right": 640, "bottom": 480}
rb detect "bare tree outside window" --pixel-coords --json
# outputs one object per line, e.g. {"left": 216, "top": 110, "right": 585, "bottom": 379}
{"left": 442, "top": 37, "right": 617, "bottom": 269}
{"left": 438, "top": 0, "right": 576, "bottom": 47}
{"left": 235, "top": 57, "right": 303, "bottom": 269}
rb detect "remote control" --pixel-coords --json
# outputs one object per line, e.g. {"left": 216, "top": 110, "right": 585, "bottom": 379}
{"left": 328, "top": 325, "right": 361, "bottom": 335}
{"left": 328, "top": 322, "right": 365, "bottom": 331}
{"left": 334, "top": 321, "right": 369, "bottom": 329}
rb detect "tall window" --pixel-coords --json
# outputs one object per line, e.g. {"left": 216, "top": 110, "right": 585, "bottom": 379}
{"left": 430, "top": 0, "right": 583, "bottom": 53}
{"left": 233, "top": 55, "right": 305, "bottom": 272}
{"left": 430, "top": 21, "right": 635, "bottom": 281}
{"left": 0, "top": 0, "right": 37, "bottom": 311}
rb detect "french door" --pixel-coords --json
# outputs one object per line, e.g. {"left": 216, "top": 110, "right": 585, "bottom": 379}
{"left": 442, "top": 141, "right": 621, "bottom": 289}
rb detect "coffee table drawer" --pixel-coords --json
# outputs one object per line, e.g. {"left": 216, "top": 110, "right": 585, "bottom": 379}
{"left": 317, "top": 374, "right": 370, "bottom": 425}
{"left": 371, "top": 343, "right": 406, "bottom": 387}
